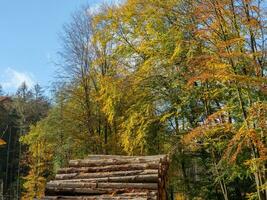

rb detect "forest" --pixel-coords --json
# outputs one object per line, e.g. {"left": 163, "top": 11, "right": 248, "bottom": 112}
{"left": 0, "top": 0, "right": 266, "bottom": 199}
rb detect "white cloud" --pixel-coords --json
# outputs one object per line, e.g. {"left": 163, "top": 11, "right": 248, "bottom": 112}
{"left": 87, "top": 0, "right": 123, "bottom": 14}
{"left": 1, "top": 67, "right": 35, "bottom": 90}
{"left": 87, "top": 4, "right": 101, "bottom": 14}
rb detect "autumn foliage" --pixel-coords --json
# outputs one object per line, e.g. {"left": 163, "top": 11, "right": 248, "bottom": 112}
{"left": 18, "top": 0, "right": 267, "bottom": 199}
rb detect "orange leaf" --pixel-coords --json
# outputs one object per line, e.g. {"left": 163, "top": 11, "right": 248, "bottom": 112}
{"left": 0, "top": 138, "right": 6, "bottom": 146}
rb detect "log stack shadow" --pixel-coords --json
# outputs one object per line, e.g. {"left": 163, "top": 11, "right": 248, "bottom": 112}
{"left": 43, "top": 155, "right": 169, "bottom": 200}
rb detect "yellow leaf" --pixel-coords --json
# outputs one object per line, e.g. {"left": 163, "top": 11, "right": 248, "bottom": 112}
{"left": 0, "top": 138, "right": 6, "bottom": 146}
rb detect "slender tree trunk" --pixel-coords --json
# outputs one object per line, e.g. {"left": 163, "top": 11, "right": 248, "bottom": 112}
{"left": 104, "top": 118, "right": 108, "bottom": 154}
{"left": 211, "top": 149, "right": 229, "bottom": 200}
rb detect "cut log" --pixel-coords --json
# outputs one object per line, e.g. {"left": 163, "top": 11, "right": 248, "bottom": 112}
{"left": 53, "top": 174, "right": 158, "bottom": 183}
{"left": 42, "top": 193, "right": 157, "bottom": 200}
{"left": 47, "top": 182, "right": 158, "bottom": 190}
{"left": 43, "top": 191, "right": 157, "bottom": 199}
{"left": 55, "top": 173, "right": 78, "bottom": 180}
{"left": 85, "top": 155, "right": 167, "bottom": 160}
{"left": 46, "top": 187, "right": 157, "bottom": 196}
{"left": 69, "top": 155, "right": 168, "bottom": 167}
{"left": 57, "top": 163, "right": 159, "bottom": 174}
{"left": 42, "top": 197, "right": 155, "bottom": 200}
{"left": 46, "top": 187, "right": 107, "bottom": 195}
{"left": 55, "top": 170, "right": 158, "bottom": 180}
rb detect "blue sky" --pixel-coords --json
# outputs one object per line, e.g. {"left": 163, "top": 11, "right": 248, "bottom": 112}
{"left": 0, "top": 0, "right": 106, "bottom": 94}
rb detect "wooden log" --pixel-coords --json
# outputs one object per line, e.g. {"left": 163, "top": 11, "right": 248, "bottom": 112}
{"left": 57, "top": 163, "right": 159, "bottom": 174}
{"left": 43, "top": 191, "right": 158, "bottom": 199}
{"left": 45, "top": 187, "right": 111, "bottom": 195}
{"left": 68, "top": 161, "right": 162, "bottom": 169}
{"left": 46, "top": 187, "right": 157, "bottom": 196}
{"left": 53, "top": 174, "right": 158, "bottom": 183}
{"left": 55, "top": 173, "right": 78, "bottom": 180}
{"left": 85, "top": 155, "right": 167, "bottom": 161}
{"left": 47, "top": 182, "right": 97, "bottom": 189}
{"left": 42, "top": 194, "right": 157, "bottom": 200}
{"left": 55, "top": 170, "right": 158, "bottom": 180}
{"left": 47, "top": 182, "right": 158, "bottom": 190}
{"left": 42, "top": 196, "right": 153, "bottom": 200}
{"left": 69, "top": 156, "right": 168, "bottom": 167}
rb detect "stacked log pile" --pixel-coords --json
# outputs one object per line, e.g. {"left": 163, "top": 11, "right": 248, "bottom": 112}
{"left": 43, "top": 155, "right": 169, "bottom": 200}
